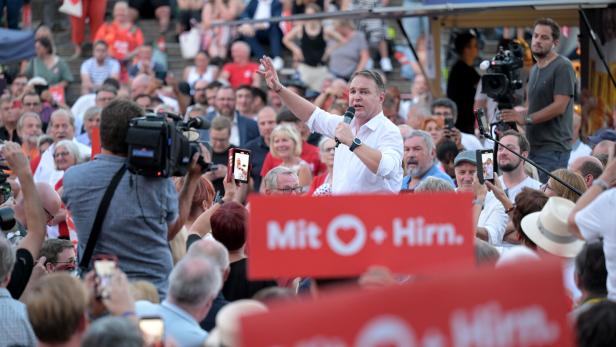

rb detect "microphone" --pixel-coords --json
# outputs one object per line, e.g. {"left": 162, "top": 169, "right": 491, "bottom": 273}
{"left": 186, "top": 117, "right": 210, "bottom": 130}
{"left": 335, "top": 107, "right": 355, "bottom": 148}
{"left": 479, "top": 60, "right": 491, "bottom": 71}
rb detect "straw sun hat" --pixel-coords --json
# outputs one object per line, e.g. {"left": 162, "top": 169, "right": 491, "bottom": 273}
{"left": 521, "top": 196, "right": 585, "bottom": 258}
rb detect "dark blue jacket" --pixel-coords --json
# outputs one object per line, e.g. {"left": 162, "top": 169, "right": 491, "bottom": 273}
{"left": 199, "top": 111, "right": 259, "bottom": 147}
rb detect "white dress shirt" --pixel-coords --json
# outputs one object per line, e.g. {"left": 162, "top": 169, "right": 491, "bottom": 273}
{"left": 478, "top": 191, "right": 508, "bottom": 246}
{"left": 306, "top": 108, "right": 403, "bottom": 194}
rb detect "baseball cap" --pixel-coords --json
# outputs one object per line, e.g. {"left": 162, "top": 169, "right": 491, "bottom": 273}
{"left": 454, "top": 150, "right": 477, "bottom": 166}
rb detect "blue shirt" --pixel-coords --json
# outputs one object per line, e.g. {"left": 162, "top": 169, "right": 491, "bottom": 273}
{"left": 401, "top": 163, "right": 455, "bottom": 190}
{"left": 136, "top": 300, "right": 208, "bottom": 347}
{"left": 63, "top": 154, "right": 178, "bottom": 298}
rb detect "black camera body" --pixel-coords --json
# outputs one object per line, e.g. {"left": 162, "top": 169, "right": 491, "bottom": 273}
{"left": 481, "top": 42, "right": 524, "bottom": 110}
{"left": 125, "top": 112, "right": 209, "bottom": 177}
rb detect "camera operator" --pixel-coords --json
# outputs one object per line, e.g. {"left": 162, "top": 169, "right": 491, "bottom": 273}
{"left": 500, "top": 18, "right": 576, "bottom": 183}
{"left": 62, "top": 100, "right": 204, "bottom": 299}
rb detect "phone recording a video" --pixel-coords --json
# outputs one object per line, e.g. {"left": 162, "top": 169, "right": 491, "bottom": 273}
{"left": 93, "top": 254, "right": 118, "bottom": 299}
{"left": 227, "top": 148, "right": 251, "bottom": 184}
{"left": 476, "top": 149, "right": 495, "bottom": 185}
{"left": 444, "top": 117, "right": 455, "bottom": 130}
{"left": 139, "top": 316, "right": 164, "bottom": 347}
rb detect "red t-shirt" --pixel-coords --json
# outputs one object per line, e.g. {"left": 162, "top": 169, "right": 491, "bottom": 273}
{"left": 222, "top": 62, "right": 259, "bottom": 89}
{"left": 94, "top": 22, "right": 144, "bottom": 61}
{"left": 260, "top": 141, "right": 325, "bottom": 177}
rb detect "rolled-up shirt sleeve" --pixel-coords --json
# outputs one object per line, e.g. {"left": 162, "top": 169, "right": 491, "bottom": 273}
{"left": 375, "top": 127, "right": 403, "bottom": 178}
{"left": 306, "top": 107, "right": 342, "bottom": 139}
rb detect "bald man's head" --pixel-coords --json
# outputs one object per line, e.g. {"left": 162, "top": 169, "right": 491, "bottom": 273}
{"left": 131, "top": 74, "right": 151, "bottom": 97}
{"left": 570, "top": 155, "right": 604, "bottom": 188}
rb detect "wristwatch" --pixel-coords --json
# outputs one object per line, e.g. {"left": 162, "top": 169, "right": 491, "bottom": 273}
{"left": 525, "top": 114, "right": 533, "bottom": 125}
{"left": 349, "top": 138, "right": 362, "bottom": 152}
{"left": 592, "top": 178, "right": 610, "bottom": 191}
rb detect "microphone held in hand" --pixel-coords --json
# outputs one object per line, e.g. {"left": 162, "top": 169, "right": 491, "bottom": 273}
{"left": 335, "top": 107, "right": 355, "bottom": 148}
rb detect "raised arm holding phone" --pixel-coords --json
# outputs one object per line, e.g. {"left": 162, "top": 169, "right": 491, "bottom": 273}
{"left": 258, "top": 56, "right": 403, "bottom": 194}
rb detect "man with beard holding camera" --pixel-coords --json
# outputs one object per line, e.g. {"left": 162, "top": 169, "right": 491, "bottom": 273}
{"left": 62, "top": 100, "right": 203, "bottom": 298}
{"left": 501, "top": 18, "right": 576, "bottom": 183}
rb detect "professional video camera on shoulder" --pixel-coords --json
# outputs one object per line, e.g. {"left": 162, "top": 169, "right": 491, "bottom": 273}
{"left": 481, "top": 41, "right": 524, "bottom": 110}
{"left": 125, "top": 111, "right": 210, "bottom": 177}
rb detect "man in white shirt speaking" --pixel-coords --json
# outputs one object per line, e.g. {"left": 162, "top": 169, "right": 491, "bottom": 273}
{"left": 259, "top": 56, "right": 403, "bottom": 194}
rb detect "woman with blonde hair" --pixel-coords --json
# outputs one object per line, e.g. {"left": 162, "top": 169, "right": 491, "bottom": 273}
{"left": 542, "top": 169, "right": 587, "bottom": 203}
{"left": 268, "top": 124, "right": 312, "bottom": 190}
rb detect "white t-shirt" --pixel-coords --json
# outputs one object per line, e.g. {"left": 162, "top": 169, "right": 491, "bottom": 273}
{"left": 568, "top": 140, "right": 592, "bottom": 167}
{"left": 478, "top": 191, "right": 508, "bottom": 246}
{"left": 575, "top": 188, "right": 616, "bottom": 301}
{"left": 499, "top": 175, "right": 542, "bottom": 202}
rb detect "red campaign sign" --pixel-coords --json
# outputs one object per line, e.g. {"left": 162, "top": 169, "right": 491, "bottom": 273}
{"left": 247, "top": 193, "right": 475, "bottom": 279}
{"left": 241, "top": 260, "right": 574, "bottom": 347}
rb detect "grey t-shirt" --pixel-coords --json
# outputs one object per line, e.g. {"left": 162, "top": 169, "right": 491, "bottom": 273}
{"left": 63, "top": 154, "right": 178, "bottom": 298}
{"left": 526, "top": 55, "right": 576, "bottom": 152}
{"left": 328, "top": 31, "right": 368, "bottom": 79}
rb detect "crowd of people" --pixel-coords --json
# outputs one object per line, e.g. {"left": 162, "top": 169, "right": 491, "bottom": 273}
{"left": 0, "top": 2, "right": 616, "bottom": 346}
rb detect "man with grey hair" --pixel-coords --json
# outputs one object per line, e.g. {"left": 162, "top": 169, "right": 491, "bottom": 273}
{"left": 34, "top": 109, "right": 91, "bottom": 185}
{"left": 402, "top": 130, "right": 455, "bottom": 191}
{"left": 263, "top": 166, "right": 302, "bottom": 195}
{"left": 81, "top": 316, "right": 143, "bottom": 347}
{"left": 76, "top": 106, "right": 101, "bottom": 146}
{"left": 186, "top": 238, "right": 231, "bottom": 331}
{"left": 17, "top": 111, "right": 43, "bottom": 158}
{"left": 136, "top": 256, "right": 222, "bottom": 344}
{"left": 0, "top": 237, "right": 37, "bottom": 345}
{"left": 414, "top": 176, "right": 456, "bottom": 193}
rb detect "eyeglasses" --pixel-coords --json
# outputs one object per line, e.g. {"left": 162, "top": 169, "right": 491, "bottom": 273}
{"left": 54, "top": 151, "right": 71, "bottom": 158}
{"left": 433, "top": 112, "right": 452, "bottom": 117}
{"left": 275, "top": 186, "right": 302, "bottom": 193}
{"left": 54, "top": 258, "right": 77, "bottom": 265}
{"left": 540, "top": 183, "right": 553, "bottom": 192}
{"left": 194, "top": 88, "right": 207, "bottom": 92}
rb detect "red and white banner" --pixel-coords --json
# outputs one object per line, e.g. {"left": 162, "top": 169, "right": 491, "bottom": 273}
{"left": 241, "top": 260, "right": 574, "bottom": 347}
{"left": 247, "top": 193, "right": 475, "bottom": 279}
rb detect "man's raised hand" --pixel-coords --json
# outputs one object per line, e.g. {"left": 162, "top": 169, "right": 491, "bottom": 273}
{"left": 258, "top": 56, "right": 282, "bottom": 93}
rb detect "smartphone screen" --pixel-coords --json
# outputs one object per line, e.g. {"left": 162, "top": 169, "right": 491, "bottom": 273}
{"left": 140, "top": 316, "right": 164, "bottom": 347}
{"left": 93, "top": 256, "right": 117, "bottom": 299}
{"left": 476, "top": 149, "right": 495, "bottom": 184}
{"left": 232, "top": 150, "right": 251, "bottom": 183}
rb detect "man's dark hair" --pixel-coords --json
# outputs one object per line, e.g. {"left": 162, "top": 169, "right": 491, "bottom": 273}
{"left": 431, "top": 98, "right": 458, "bottom": 121}
{"left": 100, "top": 99, "right": 144, "bottom": 155}
{"left": 576, "top": 301, "right": 616, "bottom": 347}
{"left": 36, "top": 37, "right": 54, "bottom": 55}
{"left": 454, "top": 31, "right": 476, "bottom": 55}
{"left": 211, "top": 202, "right": 247, "bottom": 252}
{"left": 349, "top": 70, "right": 386, "bottom": 92}
{"left": 94, "top": 40, "right": 108, "bottom": 48}
{"left": 436, "top": 139, "right": 459, "bottom": 163}
{"left": 40, "top": 239, "right": 74, "bottom": 264}
{"left": 102, "top": 78, "right": 121, "bottom": 90}
{"left": 276, "top": 109, "right": 300, "bottom": 124}
{"left": 500, "top": 129, "right": 531, "bottom": 154}
{"left": 206, "top": 80, "right": 223, "bottom": 90}
{"left": 575, "top": 241, "right": 607, "bottom": 295}
{"left": 579, "top": 159, "right": 604, "bottom": 180}
{"left": 534, "top": 17, "right": 561, "bottom": 41}
{"left": 252, "top": 86, "right": 267, "bottom": 105}
{"left": 96, "top": 85, "right": 118, "bottom": 97}
{"left": 21, "top": 91, "right": 41, "bottom": 103}
{"left": 594, "top": 153, "right": 609, "bottom": 167}
{"left": 236, "top": 84, "right": 253, "bottom": 93}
